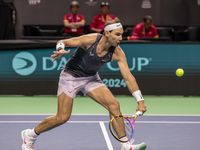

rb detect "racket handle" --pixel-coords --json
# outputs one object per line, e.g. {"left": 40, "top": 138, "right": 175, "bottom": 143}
{"left": 136, "top": 111, "right": 143, "bottom": 116}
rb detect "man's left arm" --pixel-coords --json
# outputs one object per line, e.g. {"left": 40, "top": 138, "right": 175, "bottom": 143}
{"left": 153, "top": 26, "right": 159, "bottom": 38}
{"left": 64, "top": 15, "right": 85, "bottom": 29}
{"left": 73, "top": 15, "right": 85, "bottom": 28}
{"left": 115, "top": 47, "right": 147, "bottom": 113}
{"left": 72, "top": 21, "right": 85, "bottom": 28}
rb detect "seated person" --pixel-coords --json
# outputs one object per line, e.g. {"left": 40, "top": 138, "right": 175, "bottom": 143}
{"left": 89, "top": 2, "right": 115, "bottom": 33}
{"left": 127, "top": 15, "right": 159, "bottom": 40}
{"left": 63, "top": 1, "right": 85, "bottom": 35}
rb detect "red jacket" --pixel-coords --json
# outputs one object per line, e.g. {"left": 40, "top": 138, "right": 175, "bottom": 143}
{"left": 89, "top": 14, "right": 115, "bottom": 31}
{"left": 63, "top": 14, "right": 85, "bottom": 34}
{"left": 128, "top": 23, "right": 158, "bottom": 40}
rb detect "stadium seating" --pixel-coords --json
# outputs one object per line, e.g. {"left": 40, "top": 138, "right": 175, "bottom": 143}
{"left": 156, "top": 27, "right": 175, "bottom": 41}
{"left": 178, "top": 26, "right": 200, "bottom": 41}
{"left": 22, "top": 25, "right": 200, "bottom": 42}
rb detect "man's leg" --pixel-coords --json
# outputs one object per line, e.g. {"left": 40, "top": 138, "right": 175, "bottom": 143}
{"left": 86, "top": 86, "right": 126, "bottom": 138}
{"left": 35, "top": 92, "right": 74, "bottom": 134}
{"left": 86, "top": 86, "right": 146, "bottom": 150}
{"left": 21, "top": 92, "right": 73, "bottom": 150}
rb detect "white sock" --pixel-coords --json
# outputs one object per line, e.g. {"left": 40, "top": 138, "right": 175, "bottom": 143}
{"left": 120, "top": 136, "right": 130, "bottom": 147}
{"left": 28, "top": 128, "right": 38, "bottom": 138}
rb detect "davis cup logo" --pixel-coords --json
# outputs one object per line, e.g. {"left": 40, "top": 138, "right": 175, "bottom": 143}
{"left": 12, "top": 52, "right": 37, "bottom": 76}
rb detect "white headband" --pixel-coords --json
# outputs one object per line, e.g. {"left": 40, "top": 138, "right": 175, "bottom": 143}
{"left": 104, "top": 23, "right": 123, "bottom": 31}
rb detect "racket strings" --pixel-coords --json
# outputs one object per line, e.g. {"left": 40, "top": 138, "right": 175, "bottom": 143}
{"left": 110, "top": 116, "right": 133, "bottom": 142}
{"left": 124, "top": 117, "right": 133, "bottom": 140}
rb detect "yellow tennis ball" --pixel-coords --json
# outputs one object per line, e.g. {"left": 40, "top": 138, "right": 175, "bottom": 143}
{"left": 176, "top": 68, "right": 184, "bottom": 77}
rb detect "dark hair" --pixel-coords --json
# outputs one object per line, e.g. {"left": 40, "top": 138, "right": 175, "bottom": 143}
{"left": 143, "top": 15, "right": 152, "bottom": 22}
{"left": 104, "top": 17, "right": 120, "bottom": 28}
{"left": 101, "top": 2, "right": 109, "bottom": 8}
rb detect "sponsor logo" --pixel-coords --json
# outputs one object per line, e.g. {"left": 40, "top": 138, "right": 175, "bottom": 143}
{"left": 43, "top": 57, "right": 67, "bottom": 71}
{"left": 12, "top": 52, "right": 37, "bottom": 76}
{"left": 12, "top": 52, "right": 151, "bottom": 76}
{"left": 28, "top": 0, "right": 41, "bottom": 5}
{"left": 24, "top": 137, "right": 27, "bottom": 144}
{"left": 107, "top": 57, "right": 152, "bottom": 71}
{"left": 85, "top": 0, "right": 97, "bottom": 6}
{"left": 139, "top": 93, "right": 143, "bottom": 99}
{"left": 141, "top": 0, "right": 151, "bottom": 9}
{"left": 198, "top": 0, "right": 200, "bottom": 5}
{"left": 90, "top": 51, "right": 94, "bottom": 56}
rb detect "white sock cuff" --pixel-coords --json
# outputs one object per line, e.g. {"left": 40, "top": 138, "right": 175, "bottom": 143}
{"left": 28, "top": 128, "right": 38, "bottom": 138}
{"left": 120, "top": 136, "right": 130, "bottom": 146}
{"left": 120, "top": 136, "right": 128, "bottom": 141}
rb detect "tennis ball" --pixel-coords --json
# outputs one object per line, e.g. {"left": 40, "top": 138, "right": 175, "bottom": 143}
{"left": 176, "top": 68, "right": 184, "bottom": 77}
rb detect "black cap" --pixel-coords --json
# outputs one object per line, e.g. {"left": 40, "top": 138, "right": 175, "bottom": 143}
{"left": 101, "top": 2, "right": 109, "bottom": 8}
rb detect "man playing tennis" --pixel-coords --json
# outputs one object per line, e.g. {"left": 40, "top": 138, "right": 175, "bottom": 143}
{"left": 21, "top": 17, "right": 147, "bottom": 150}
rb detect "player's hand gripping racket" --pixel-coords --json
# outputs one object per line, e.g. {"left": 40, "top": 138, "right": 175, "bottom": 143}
{"left": 109, "top": 111, "right": 143, "bottom": 144}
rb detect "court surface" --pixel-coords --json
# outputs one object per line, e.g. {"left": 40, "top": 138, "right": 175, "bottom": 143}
{"left": 0, "top": 95, "right": 200, "bottom": 150}
{"left": 1, "top": 115, "right": 200, "bottom": 150}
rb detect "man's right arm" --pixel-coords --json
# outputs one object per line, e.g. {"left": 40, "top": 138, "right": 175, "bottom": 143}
{"left": 51, "top": 34, "right": 97, "bottom": 62}
{"left": 64, "top": 21, "right": 85, "bottom": 29}
{"left": 64, "top": 15, "right": 85, "bottom": 29}
{"left": 57, "top": 33, "right": 97, "bottom": 50}
{"left": 63, "top": 15, "right": 74, "bottom": 28}
{"left": 89, "top": 16, "right": 96, "bottom": 31}
{"left": 91, "top": 28, "right": 102, "bottom": 33}
{"left": 89, "top": 16, "right": 102, "bottom": 33}
{"left": 64, "top": 21, "right": 76, "bottom": 29}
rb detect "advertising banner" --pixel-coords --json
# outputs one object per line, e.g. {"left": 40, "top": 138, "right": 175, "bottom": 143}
{"left": 1, "top": 43, "right": 200, "bottom": 89}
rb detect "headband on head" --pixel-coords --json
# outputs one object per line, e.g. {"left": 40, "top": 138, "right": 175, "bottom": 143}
{"left": 104, "top": 23, "right": 123, "bottom": 31}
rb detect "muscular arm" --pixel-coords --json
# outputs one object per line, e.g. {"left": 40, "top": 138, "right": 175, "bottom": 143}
{"left": 112, "top": 46, "right": 147, "bottom": 113}
{"left": 113, "top": 46, "right": 139, "bottom": 93}
{"left": 57, "top": 33, "right": 97, "bottom": 50}
{"left": 51, "top": 34, "right": 97, "bottom": 62}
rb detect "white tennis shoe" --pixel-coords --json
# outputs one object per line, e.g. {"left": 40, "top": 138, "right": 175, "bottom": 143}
{"left": 121, "top": 142, "right": 146, "bottom": 150}
{"left": 21, "top": 129, "right": 36, "bottom": 150}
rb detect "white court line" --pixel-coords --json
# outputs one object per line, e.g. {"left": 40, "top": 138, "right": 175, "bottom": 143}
{"left": 99, "top": 122, "right": 114, "bottom": 150}
{"left": 1, "top": 114, "right": 200, "bottom": 116}
{"left": 0, "top": 121, "right": 200, "bottom": 124}
{"left": 0, "top": 121, "right": 107, "bottom": 123}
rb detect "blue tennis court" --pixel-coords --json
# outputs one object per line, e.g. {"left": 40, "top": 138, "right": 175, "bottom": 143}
{"left": 0, "top": 114, "right": 200, "bottom": 150}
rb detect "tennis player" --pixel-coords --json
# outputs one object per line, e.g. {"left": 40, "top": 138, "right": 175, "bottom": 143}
{"left": 21, "top": 17, "right": 147, "bottom": 150}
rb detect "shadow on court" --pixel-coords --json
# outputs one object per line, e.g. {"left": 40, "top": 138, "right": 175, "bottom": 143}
{"left": 0, "top": 115, "right": 200, "bottom": 150}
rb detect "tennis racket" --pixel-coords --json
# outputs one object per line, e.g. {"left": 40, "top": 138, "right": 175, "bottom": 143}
{"left": 109, "top": 111, "right": 143, "bottom": 144}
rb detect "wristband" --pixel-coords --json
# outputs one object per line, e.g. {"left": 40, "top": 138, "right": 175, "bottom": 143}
{"left": 56, "top": 42, "right": 65, "bottom": 51}
{"left": 132, "top": 90, "right": 144, "bottom": 102}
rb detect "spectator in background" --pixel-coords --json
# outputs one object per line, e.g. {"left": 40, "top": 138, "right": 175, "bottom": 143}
{"left": 127, "top": 15, "right": 158, "bottom": 40}
{"left": 89, "top": 2, "right": 115, "bottom": 33}
{"left": 63, "top": 1, "right": 85, "bottom": 35}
